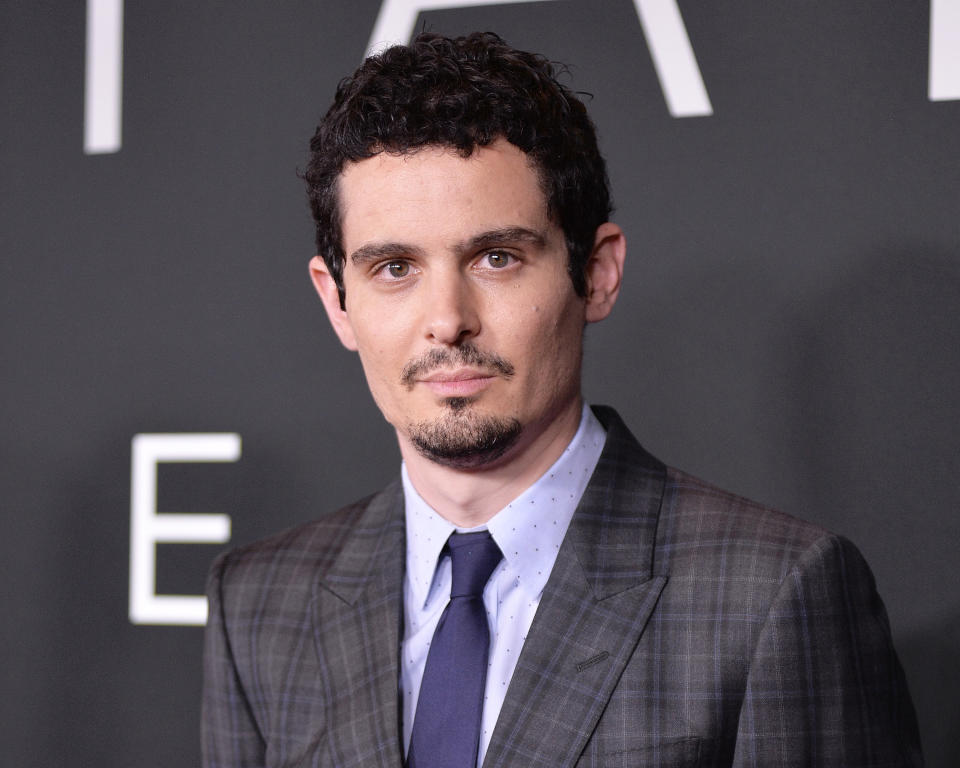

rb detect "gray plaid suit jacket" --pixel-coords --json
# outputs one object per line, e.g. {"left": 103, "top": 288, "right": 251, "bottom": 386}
{"left": 202, "top": 406, "right": 922, "bottom": 767}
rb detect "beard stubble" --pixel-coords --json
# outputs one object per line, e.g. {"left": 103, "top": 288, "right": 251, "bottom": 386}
{"left": 401, "top": 344, "right": 522, "bottom": 469}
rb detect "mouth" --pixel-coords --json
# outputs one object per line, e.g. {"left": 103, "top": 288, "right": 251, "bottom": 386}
{"left": 417, "top": 368, "right": 497, "bottom": 397}
{"left": 400, "top": 343, "right": 515, "bottom": 391}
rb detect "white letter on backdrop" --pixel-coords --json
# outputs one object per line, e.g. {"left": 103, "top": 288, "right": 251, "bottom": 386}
{"left": 632, "top": 0, "right": 712, "bottom": 116}
{"left": 367, "top": 0, "right": 713, "bottom": 116}
{"left": 930, "top": 0, "right": 960, "bottom": 101}
{"left": 129, "top": 433, "right": 239, "bottom": 626}
{"left": 84, "top": 0, "right": 124, "bottom": 154}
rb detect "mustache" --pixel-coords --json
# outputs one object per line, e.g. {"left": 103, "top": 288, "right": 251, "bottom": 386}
{"left": 400, "top": 343, "right": 515, "bottom": 389}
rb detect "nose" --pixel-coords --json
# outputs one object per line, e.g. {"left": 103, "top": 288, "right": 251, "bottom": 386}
{"left": 423, "top": 269, "right": 480, "bottom": 345}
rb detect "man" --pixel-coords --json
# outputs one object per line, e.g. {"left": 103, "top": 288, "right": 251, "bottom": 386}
{"left": 202, "top": 32, "right": 921, "bottom": 767}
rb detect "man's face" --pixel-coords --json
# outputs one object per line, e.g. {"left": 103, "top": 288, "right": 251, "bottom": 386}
{"left": 314, "top": 140, "right": 596, "bottom": 468}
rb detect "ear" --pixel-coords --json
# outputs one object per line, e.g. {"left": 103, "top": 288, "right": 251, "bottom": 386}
{"left": 309, "top": 256, "right": 358, "bottom": 351}
{"left": 583, "top": 222, "right": 626, "bottom": 323}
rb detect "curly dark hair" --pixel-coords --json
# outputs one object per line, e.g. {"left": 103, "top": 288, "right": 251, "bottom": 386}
{"left": 304, "top": 31, "right": 612, "bottom": 307}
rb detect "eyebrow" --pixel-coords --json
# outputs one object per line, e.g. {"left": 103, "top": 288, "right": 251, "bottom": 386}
{"left": 458, "top": 226, "right": 547, "bottom": 254}
{"left": 348, "top": 226, "right": 548, "bottom": 267}
{"left": 349, "top": 241, "right": 426, "bottom": 266}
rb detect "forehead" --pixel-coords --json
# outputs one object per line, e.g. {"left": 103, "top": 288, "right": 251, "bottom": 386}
{"left": 337, "top": 140, "right": 552, "bottom": 251}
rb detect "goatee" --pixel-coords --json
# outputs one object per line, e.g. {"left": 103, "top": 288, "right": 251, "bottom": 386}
{"left": 408, "top": 406, "right": 521, "bottom": 469}
{"left": 402, "top": 342, "right": 519, "bottom": 467}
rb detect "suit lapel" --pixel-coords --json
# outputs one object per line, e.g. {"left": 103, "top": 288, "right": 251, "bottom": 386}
{"left": 483, "top": 407, "right": 668, "bottom": 768}
{"left": 310, "top": 480, "right": 406, "bottom": 768}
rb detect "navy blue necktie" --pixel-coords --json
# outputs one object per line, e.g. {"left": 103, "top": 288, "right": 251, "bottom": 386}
{"left": 407, "top": 531, "right": 503, "bottom": 768}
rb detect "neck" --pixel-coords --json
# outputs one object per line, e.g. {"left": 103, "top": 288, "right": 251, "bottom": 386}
{"left": 398, "top": 399, "right": 584, "bottom": 528}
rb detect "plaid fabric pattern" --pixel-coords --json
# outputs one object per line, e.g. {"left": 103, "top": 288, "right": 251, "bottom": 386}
{"left": 203, "top": 482, "right": 407, "bottom": 767}
{"left": 202, "top": 407, "right": 922, "bottom": 767}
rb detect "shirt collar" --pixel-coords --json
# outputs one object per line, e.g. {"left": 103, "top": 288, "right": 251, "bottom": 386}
{"left": 403, "top": 404, "right": 607, "bottom": 608}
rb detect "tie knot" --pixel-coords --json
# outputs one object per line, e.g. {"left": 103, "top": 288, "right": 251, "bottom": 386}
{"left": 447, "top": 531, "right": 502, "bottom": 598}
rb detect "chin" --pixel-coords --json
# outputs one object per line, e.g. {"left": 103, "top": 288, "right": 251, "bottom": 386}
{"left": 405, "top": 406, "right": 523, "bottom": 470}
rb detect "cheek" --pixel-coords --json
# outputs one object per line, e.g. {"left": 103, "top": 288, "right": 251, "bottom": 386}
{"left": 350, "top": 301, "right": 403, "bottom": 361}
{"left": 351, "top": 317, "right": 405, "bottom": 397}
{"left": 357, "top": 343, "right": 402, "bottom": 392}
{"left": 509, "top": 298, "right": 583, "bottom": 372}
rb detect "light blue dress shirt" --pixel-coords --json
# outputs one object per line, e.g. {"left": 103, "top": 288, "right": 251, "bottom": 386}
{"left": 400, "top": 404, "right": 607, "bottom": 767}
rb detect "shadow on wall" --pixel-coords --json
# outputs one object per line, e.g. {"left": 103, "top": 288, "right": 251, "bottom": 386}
{"left": 789, "top": 247, "right": 960, "bottom": 763}
{"left": 897, "top": 613, "right": 960, "bottom": 765}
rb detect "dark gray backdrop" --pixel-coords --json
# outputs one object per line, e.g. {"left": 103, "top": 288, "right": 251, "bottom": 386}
{"left": 3, "top": 1, "right": 957, "bottom": 765}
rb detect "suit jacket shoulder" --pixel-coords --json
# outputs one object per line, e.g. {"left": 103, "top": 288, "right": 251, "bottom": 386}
{"left": 658, "top": 464, "right": 842, "bottom": 589}
{"left": 211, "top": 481, "right": 400, "bottom": 606}
{"left": 202, "top": 479, "right": 407, "bottom": 768}
{"left": 515, "top": 406, "right": 923, "bottom": 768}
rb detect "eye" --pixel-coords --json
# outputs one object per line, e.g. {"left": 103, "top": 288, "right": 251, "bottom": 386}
{"left": 383, "top": 260, "right": 410, "bottom": 278}
{"left": 483, "top": 251, "right": 514, "bottom": 269}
